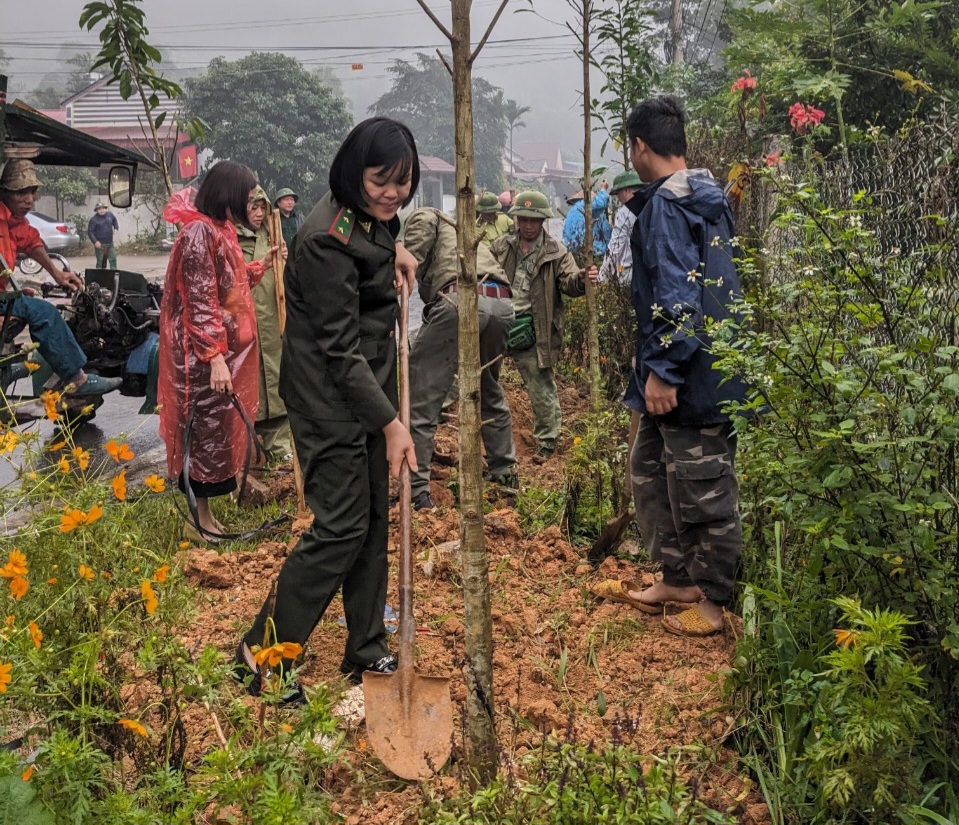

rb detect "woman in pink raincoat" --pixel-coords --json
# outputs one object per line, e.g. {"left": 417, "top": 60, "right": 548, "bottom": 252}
{"left": 158, "top": 161, "right": 274, "bottom": 542}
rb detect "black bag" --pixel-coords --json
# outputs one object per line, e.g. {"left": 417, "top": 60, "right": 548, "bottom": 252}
{"left": 507, "top": 313, "right": 536, "bottom": 351}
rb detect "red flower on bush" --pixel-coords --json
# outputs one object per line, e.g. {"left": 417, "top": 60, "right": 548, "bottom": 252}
{"left": 731, "top": 71, "right": 757, "bottom": 95}
{"left": 789, "top": 102, "right": 825, "bottom": 133}
{"left": 765, "top": 150, "right": 783, "bottom": 167}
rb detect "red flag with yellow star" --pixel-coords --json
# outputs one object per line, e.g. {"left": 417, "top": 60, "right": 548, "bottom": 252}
{"left": 176, "top": 142, "right": 197, "bottom": 181}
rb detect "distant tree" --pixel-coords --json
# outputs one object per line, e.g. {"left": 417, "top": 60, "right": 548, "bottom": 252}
{"left": 42, "top": 166, "right": 98, "bottom": 221}
{"left": 502, "top": 96, "right": 531, "bottom": 182}
{"left": 370, "top": 53, "right": 507, "bottom": 191}
{"left": 28, "top": 52, "right": 97, "bottom": 109}
{"left": 183, "top": 52, "right": 353, "bottom": 207}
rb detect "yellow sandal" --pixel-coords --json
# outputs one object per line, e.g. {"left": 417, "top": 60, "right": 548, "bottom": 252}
{"left": 661, "top": 604, "right": 725, "bottom": 638}
{"left": 589, "top": 579, "right": 643, "bottom": 605}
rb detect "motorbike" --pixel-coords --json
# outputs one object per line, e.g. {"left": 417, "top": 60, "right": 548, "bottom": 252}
{"left": 1, "top": 259, "right": 162, "bottom": 428}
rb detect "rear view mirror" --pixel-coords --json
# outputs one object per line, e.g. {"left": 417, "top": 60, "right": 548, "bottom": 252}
{"left": 108, "top": 166, "right": 132, "bottom": 209}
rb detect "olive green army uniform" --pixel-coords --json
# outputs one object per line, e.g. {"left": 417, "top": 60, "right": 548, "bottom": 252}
{"left": 403, "top": 208, "right": 516, "bottom": 497}
{"left": 246, "top": 191, "right": 400, "bottom": 670}
{"left": 476, "top": 191, "right": 512, "bottom": 247}
{"left": 491, "top": 200, "right": 585, "bottom": 451}
{"left": 235, "top": 187, "right": 292, "bottom": 462}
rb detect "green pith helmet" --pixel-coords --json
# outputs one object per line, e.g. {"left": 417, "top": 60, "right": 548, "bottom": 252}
{"left": 611, "top": 170, "right": 642, "bottom": 193}
{"left": 476, "top": 191, "right": 501, "bottom": 213}
{"left": 273, "top": 187, "right": 298, "bottom": 206}
{"left": 509, "top": 190, "right": 552, "bottom": 219}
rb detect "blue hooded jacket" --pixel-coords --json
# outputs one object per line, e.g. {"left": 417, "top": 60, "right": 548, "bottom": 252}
{"left": 562, "top": 189, "right": 612, "bottom": 258}
{"left": 623, "top": 169, "right": 749, "bottom": 426}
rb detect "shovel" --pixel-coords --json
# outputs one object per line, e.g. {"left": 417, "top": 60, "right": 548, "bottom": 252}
{"left": 363, "top": 280, "right": 452, "bottom": 781}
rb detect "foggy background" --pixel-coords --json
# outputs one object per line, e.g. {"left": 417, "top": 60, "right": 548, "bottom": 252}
{"left": 3, "top": 0, "right": 614, "bottom": 164}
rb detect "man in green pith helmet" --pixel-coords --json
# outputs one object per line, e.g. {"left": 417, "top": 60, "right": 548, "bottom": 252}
{"left": 491, "top": 190, "right": 599, "bottom": 458}
{"left": 273, "top": 187, "right": 305, "bottom": 250}
{"left": 598, "top": 170, "right": 642, "bottom": 284}
{"left": 476, "top": 191, "right": 512, "bottom": 246}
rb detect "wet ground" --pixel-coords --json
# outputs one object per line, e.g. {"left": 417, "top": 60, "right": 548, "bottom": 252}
{"left": 2, "top": 254, "right": 425, "bottom": 506}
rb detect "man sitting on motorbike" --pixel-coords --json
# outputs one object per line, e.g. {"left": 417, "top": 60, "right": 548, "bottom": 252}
{"left": 0, "top": 159, "right": 121, "bottom": 396}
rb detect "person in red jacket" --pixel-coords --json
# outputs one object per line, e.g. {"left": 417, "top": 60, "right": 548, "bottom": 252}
{"left": 1, "top": 159, "right": 120, "bottom": 395}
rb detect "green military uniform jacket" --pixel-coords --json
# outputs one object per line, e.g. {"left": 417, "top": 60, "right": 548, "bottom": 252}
{"left": 476, "top": 212, "right": 512, "bottom": 246}
{"left": 280, "top": 191, "right": 399, "bottom": 431}
{"left": 491, "top": 230, "right": 585, "bottom": 369}
{"left": 236, "top": 196, "right": 286, "bottom": 424}
{"left": 403, "top": 208, "right": 508, "bottom": 305}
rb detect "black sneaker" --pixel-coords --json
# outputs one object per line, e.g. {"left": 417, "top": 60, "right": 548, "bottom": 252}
{"left": 411, "top": 491, "right": 436, "bottom": 511}
{"left": 340, "top": 654, "right": 398, "bottom": 685}
{"left": 233, "top": 642, "right": 306, "bottom": 707}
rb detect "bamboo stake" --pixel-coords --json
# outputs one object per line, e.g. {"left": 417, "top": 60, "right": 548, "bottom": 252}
{"left": 268, "top": 211, "right": 306, "bottom": 518}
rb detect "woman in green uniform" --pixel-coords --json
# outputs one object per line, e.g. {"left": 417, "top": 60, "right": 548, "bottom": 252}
{"left": 237, "top": 118, "right": 421, "bottom": 702}
{"left": 235, "top": 186, "right": 292, "bottom": 463}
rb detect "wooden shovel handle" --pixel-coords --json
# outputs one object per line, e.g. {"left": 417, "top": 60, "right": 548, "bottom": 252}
{"left": 396, "top": 281, "right": 415, "bottom": 680}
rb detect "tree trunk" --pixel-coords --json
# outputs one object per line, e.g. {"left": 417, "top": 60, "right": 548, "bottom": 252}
{"left": 451, "top": 0, "right": 497, "bottom": 784}
{"left": 581, "top": 1, "right": 603, "bottom": 409}
{"left": 669, "top": 0, "right": 685, "bottom": 65}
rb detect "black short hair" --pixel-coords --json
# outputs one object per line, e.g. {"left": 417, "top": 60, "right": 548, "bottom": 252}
{"left": 626, "top": 96, "right": 687, "bottom": 159}
{"left": 329, "top": 117, "right": 420, "bottom": 212}
{"left": 194, "top": 160, "right": 257, "bottom": 224}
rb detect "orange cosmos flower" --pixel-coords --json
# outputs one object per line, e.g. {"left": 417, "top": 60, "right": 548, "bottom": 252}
{"left": 0, "top": 550, "right": 27, "bottom": 579}
{"left": 40, "top": 391, "right": 60, "bottom": 422}
{"left": 28, "top": 620, "right": 42, "bottom": 649}
{"left": 0, "top": 661, "right": 11, "bottom": 693}
{"left": 144, "top": 474, "right": 166, "bottom": 493}
{"left": 105, "top": 440, "right": 134, "bottom": 463}
{"left": 833, "top": 628, "right": 859, "bottom": 649}
{"left": 47, "top": 440, "right": 66, "bottom": 452}
{"left": 112, "top": 471, "right": 127, "bottom": 501}
{"left": 118, "top": 718, "right": 150, "bottom": 739}
{"left": 9, "top": 577, "right": 28, "bottom": 600}
{"left": 153, "top": 565, "right": 170, "bottom": 583}
{"left": 60, "top": 505, "right": 104, "bottom": 533}
{"left": 24, "top": 361, "right": 40, "bottom": 374}
{"left": 141, "top": 580, "right": 158, "bottom": 615}
{"left": 253, "top": 642, "right": 303, "bottom": 669}
{"left": 0, "top": 431, "right": 18, "bottom": 454}
{"left": 78, "top": 564, "right": 95, "bottom": 581}
{"left": 57, "top": 456, "right": 70, "bottom": 474}
{"left": 21, "top": 765, "right": 34, "bottom": 781}
{"left": 72, "top": 447, "right": 91, "bottom": 471}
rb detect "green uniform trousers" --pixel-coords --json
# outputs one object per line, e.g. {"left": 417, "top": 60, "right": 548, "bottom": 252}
{"left": 630, "top": 417, "right": 742, "bottom": 606}
{"left": 254, "top": 415, "right": 292, "bottom": 463}
{"left": 409, "top": 290, "right": 516, "bottom": 495}
{"left": 510, "top": 344, "right": 562, "bottom": 448}
{"left": 246, "top": 409, "right": 390, "bottom": 667}
{"left": 95, "top": 244, "right": 117, "bottom": 269}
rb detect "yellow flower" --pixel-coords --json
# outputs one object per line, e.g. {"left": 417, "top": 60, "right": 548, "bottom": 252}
{"left": 0, "top": 431, "right": 18, "bottom": 454}
{"left": 28, "top": 620, "right": 42, "bottom": 650}
{"left": 141, "top": 580, "right": 158, "bottom": 616}
{"left": 144, "top": 474, "right": 166, "bottom": 493}
{"left": 72, "top": 447, "right": 91, "bottom": 472}
{"left": 47, "top": 578, "right": 58, "bottom": 585}
{"left": 40, "top": 391, "right": 60, "bottom": 422}
{"left": 573, "top": 436, "right": 582, "bottom": 446}
{"left": 47, "top": 440, "right": 66, "bottom": 452}
{"left": 78, "top": 564, "right": 95, "bottom": 581}
{"left": 0, "top": 550, "right": 27, "bottom": 579}
{"left": 118, "top": 718, "right": 150, "bottom": 739}
{"left": 57, "top": 456, "right": 70, "bottom": 474}
{"left": 153, "top": 565, "right": 170, "bottom": 583}
{"left": 253, "top": 642, "right": 303, "bottom": 669}
{"left": 10, "top": 577, "right": 28, "bottom": 600}
{"left": 112, "top": 471, "right": 127, "bottom": 502}
{"left": 833, "top": 628, "right": 859, "bottom": 649}
{"left": 4, "top": 616, "right": 13, "bottom": 628}
{"left": 106, "top": 440, "right": 134, "bottom": 463}
{"left": 0, "top": 661, "right": 11, "bottom": 693}
{"left": 280, "top": 723, "right": 293, "bottom": 733}
{"left": 21, "top": 765, "right": 34, "bottom": 781}
{"left": 24, "top": 361, "right": 40, "bottom": 374}
{"left": 60, "top": 505, "right": 104, "bottom": 533}
{"left": 178, "top": 541, "right": 189, "bottom": 550}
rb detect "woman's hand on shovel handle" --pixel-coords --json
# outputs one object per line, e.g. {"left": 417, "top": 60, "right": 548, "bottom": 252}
{"left": 394, "top": 242, "right": 418, "bottom": 293}
{"left": 384, "top": 418, "right": 417, "bottom": 480}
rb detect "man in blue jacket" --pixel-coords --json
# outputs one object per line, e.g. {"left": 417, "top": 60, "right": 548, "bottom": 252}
{"left": 622, "top": 96, "right": 749, "bottom": 637}
{"left": 88, "top": 202, "right": 119, "bottom": 269}
{"left": 562, "top": 181, "right": 611, "bottom": 262}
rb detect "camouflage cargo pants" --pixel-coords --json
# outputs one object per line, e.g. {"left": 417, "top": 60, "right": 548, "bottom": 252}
{"left": 409, "top": 291, "right": 516, "bottom": 496}
{"left": 630, "top": 417, "right": 742, "bottom": 606}
{"left": 510, "top": 345, "right": 562, "bottom": 448}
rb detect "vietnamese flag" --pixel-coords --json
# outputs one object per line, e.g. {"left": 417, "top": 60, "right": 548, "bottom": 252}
{"left": 176, "top": 142, "right": 198, "bottom": 181}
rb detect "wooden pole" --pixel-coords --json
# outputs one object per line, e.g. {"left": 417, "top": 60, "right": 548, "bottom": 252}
{"left": 268, "top": 211, "right": 306, "bottom": 518}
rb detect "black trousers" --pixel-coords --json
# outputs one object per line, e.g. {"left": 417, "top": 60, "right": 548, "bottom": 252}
{"left": 246, "top": 409, "right": 390, "bottom": 667}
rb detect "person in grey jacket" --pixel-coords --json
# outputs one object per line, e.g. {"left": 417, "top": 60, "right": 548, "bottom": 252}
{"left": 88, "top": 202, "right": 119, "bottom": 269}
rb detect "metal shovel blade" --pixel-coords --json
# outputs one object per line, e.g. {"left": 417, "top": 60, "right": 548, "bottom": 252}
{"left": 363, "top": 669, "right": 453, "bottom": 780}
